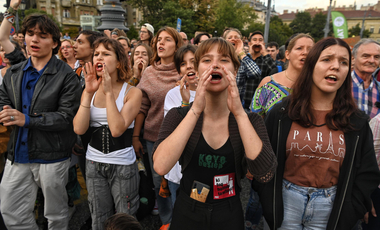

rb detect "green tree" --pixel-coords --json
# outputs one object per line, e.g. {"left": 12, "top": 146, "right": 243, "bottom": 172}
{"left": 155, "top": 0, "right": 196, "bottom": 36}
{"left": 310, "top": 12, "right": 333, "bottom": 41}
{"left": 127, "top": 25, "right": 139, "bottom": 40}
{"left": 214, "top": 0, "right": 257, "bottom": 36}
{"left": 243, "top": 17, "right": 293, "bottom": 46}
{"left": 348, "top": 23, "right": 371, "bottom": 38}
{"left": 289, "top": 11, "right": 312, "bottom": 34}
{"left": 127, "top": 0, "right": 167, "bottom": 30}
{"left": 179, "top": 0, "right": 217, "bottom": 36}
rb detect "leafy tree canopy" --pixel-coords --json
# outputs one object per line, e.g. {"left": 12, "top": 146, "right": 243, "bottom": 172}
{"left": 348, "top": 23, "right": 371, "bottom": 38}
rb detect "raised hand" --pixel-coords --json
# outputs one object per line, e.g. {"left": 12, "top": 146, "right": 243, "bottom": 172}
{"left": 180, "top": 76, "right": 190, "bottom": 104}
{"left": 10, "top": 0, "right": 21, "bottom": 10}
{"left": 191, "top": 66, "right": 212, "bottom": 116}
{"left": 83, "top": 62, "right": 101, "bottom": 94}
{"left": 223, "top": 65, "right": 245, "bottom": 117}
{"left": 235, "top": 39, "right": 244, "bottom": 54}
{"left": 101, "top": 64, "right": 113, "bottom": 95}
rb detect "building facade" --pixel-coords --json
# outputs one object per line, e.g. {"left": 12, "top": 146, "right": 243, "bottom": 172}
{"left": 279, "top": 1, "right": 380, "bottom": 42}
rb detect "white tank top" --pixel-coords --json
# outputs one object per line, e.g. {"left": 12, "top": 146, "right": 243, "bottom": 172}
{"left": 86, "top": 83, "right": 136, "bottom": 165}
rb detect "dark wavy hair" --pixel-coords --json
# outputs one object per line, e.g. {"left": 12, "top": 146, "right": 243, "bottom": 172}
{"left": 93, "top": 37, "right": 130, "bottom": 82}
{"left": 174, "top": 44, "right": 197, "bottom": 74}
{"left": 288, "top": 37, "right": 357, "bottom": 132}
{"left": 151, "top": 26, "right": 184, "bottom": 65}
{"left": 21, "top": 14, "right": 61, "bottom": 55}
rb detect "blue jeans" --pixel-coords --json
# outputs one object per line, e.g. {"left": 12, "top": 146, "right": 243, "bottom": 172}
{"left": 279, "top": 179, "right": 336, "bottom": 230}
{"left": 146, "top": 140, "right": 173, "bottom": 225}
{"left": 245, "top": 186, "right": 262, "bottom": 229}
{"left": 168, "top": 181, "right": 180, "bottom": 206}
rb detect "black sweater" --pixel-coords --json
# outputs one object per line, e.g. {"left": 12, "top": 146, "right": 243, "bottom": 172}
{"left": 253, "top": 99, "right": 380, "bottom": 230}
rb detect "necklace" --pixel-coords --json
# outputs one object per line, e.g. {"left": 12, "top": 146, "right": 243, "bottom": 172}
{"left": 285, "top": 70, "right": 295, "bottom": 82}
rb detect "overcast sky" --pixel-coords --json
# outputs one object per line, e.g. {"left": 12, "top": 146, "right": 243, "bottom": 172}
{"left": 0, "top": 0, "right": 377, "bottom": 14}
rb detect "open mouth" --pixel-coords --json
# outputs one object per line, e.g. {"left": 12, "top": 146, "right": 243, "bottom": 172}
{"left": 211, "top": 73, "right": 222, "bottom": 81}
{"left": 95, "top": 63, "right": 103, "bottom": 71}
{"left": 325, "top": 75, "right": 337, "bottom": 82}
{"left": 158, "top": 47, "right": 165, "bottom": 51}
{"left": 187, "top": 72, "right": 195, "bottom": 79}
{"left": 31, "top": 45, "right": 39, "bottom": 50}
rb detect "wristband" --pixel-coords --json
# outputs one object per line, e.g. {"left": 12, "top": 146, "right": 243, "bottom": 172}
{"left": 238, "top": 51, "right": 246, "bottom": 58}
{"left": 7, "top": 7, "right": 16, "bottom": 15}
{"left": 181, "top": 101, "right": 190, "bottom": 107}
{"left": 3, "top": 11, "right": 15, "bottom": 24}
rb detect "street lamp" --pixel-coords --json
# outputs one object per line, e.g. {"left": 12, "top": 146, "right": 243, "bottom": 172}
{"left": 20, "top": 0, "right": 26, "bottom": 18}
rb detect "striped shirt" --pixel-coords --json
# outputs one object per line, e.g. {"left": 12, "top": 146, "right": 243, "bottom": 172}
{"left": 351, "top": 70, "right": 380, "bottom": 119}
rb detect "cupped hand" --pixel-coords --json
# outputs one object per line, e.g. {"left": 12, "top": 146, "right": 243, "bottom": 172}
{"left": 235, "top": 39, "right": 244, "bottom": 54}
{"left": 180, "top": 76, "right": 190, "bottom": 104}
{"left": 102, "top": 64, "right": 113, "bottom": 95}
{"left": 223, "top": 65, "right": 245, "bottom": 117}
{"left": 10, "top": 0, "right": 21, "bottom": 10}
{"left": 191, "top": 66, "right": 213, "bottom": 116}
{"left": 83, "top": 62, "right": 101, "bottom": 94}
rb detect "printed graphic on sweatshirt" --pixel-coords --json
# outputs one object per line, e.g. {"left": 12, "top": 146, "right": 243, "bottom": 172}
{"left": 287, "top": 129, "right": 345, "bottom": 163}
{"left": 199, "top": 154, "right": 226, "bottom": 169}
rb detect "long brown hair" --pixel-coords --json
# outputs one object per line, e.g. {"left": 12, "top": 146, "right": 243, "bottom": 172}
{"left": 288, "top": 37, "right": 357, "bottom": 132}
{"left": 93, "top": 37, "right": 130, "bottom": 82}
{"left": 151, "top": 26, "right": 184, "bottom": 65}
{"left": 130, "top": 43, "right": 153, "bottom": 77}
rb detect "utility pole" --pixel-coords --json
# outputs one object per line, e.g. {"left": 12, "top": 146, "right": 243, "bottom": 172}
{"left": 264, "top": 0, "right": 271, "bottom": 44}
{"left": 360, "top": 11, "right": 368, "bottom": 38}
{"left": 324, "top": 0, "right": 333, "bottom": 37}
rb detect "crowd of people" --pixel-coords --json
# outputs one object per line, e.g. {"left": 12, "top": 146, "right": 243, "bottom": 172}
{"left": 0, "top": 0, "right": 380, "bottom": 230}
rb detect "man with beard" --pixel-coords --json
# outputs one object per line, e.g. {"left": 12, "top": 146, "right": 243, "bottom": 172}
{"left": 243, "top": 31, "right": 277, "bottom": 109}
{"left": 351, "top": 39, "right": 380, "bottom": 119}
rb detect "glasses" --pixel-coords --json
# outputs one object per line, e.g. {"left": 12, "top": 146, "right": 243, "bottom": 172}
{"left": 140, "top": 30, "right": 148, "bottom": 34}
{"left": 61, "top": 45, "right": 72, "bottom": 50}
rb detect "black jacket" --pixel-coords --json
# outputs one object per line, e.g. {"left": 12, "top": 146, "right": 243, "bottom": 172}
{"left": 0, "top": 55, "right": 82, "bottom": 162}
{"left": 253, "top": 99, "right": 380, "bottom": 230}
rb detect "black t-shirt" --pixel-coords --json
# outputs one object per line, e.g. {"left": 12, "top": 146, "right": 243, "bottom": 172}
{"left": 180, "top": 133, "right": 240, "bottom": 204}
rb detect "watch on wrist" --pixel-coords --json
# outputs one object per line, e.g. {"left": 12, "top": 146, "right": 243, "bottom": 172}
{"left": 238, "top": 51, "right": 246, "bottom": 58}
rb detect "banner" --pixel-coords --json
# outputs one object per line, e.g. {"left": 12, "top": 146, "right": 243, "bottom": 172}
{"left": 331, "top": 11, "right": 348, "bottom": 39}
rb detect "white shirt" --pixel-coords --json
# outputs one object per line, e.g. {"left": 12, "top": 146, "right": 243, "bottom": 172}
{"left": 163, "top": 85, "right": 196, "bottom": 184}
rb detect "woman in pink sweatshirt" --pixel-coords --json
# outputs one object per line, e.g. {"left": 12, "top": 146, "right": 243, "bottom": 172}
{"left": 134, "top": 26, "right": 183, "bottom": 229}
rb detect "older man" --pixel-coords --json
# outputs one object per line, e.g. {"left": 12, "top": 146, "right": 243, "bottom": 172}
{"left": 180, "top": 32, "right": 188, "bottom": 45}
{"left": 351, "top": 39, "right": 380, "bottom": 119}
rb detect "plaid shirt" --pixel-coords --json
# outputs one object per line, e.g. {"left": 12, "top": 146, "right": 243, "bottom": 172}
{"left": 243, "top": 54, "right": 277, "bottom": 107}
{"left": 236, "top": 54, "right": 261, "bottom": 102}
{"left": 351, "top": 70, "right": 380, "bottom": 119}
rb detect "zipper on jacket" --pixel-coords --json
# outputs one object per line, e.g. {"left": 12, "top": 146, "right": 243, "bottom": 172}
{"left": 333, "top": 135, "right": 359, "bottom": 230}
{"left": 273, "top": 119, "right": 281, "bottom": 230}
{"left": 10, "top": 75, "right": 18, "bottom": 164}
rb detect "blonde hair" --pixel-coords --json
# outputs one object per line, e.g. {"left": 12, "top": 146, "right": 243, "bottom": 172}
{"left": 58, "top": 39, "right": 75, "bottom": 63}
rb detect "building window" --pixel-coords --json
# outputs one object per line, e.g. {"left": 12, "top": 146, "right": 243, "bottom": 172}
{"left": 63, "top": 9, "right": 70, "bottom": 18}
{"left": 87, "top": 0, "right": 91, "bottom": 4}
{"left": 97, "top": 0, "right": 103, "bottom": 5}
{"left": 41, "top": 7, "right": 46, "bottom": 11}
{"left": 371, "top": 27, "right": 374, "bottom": 33}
